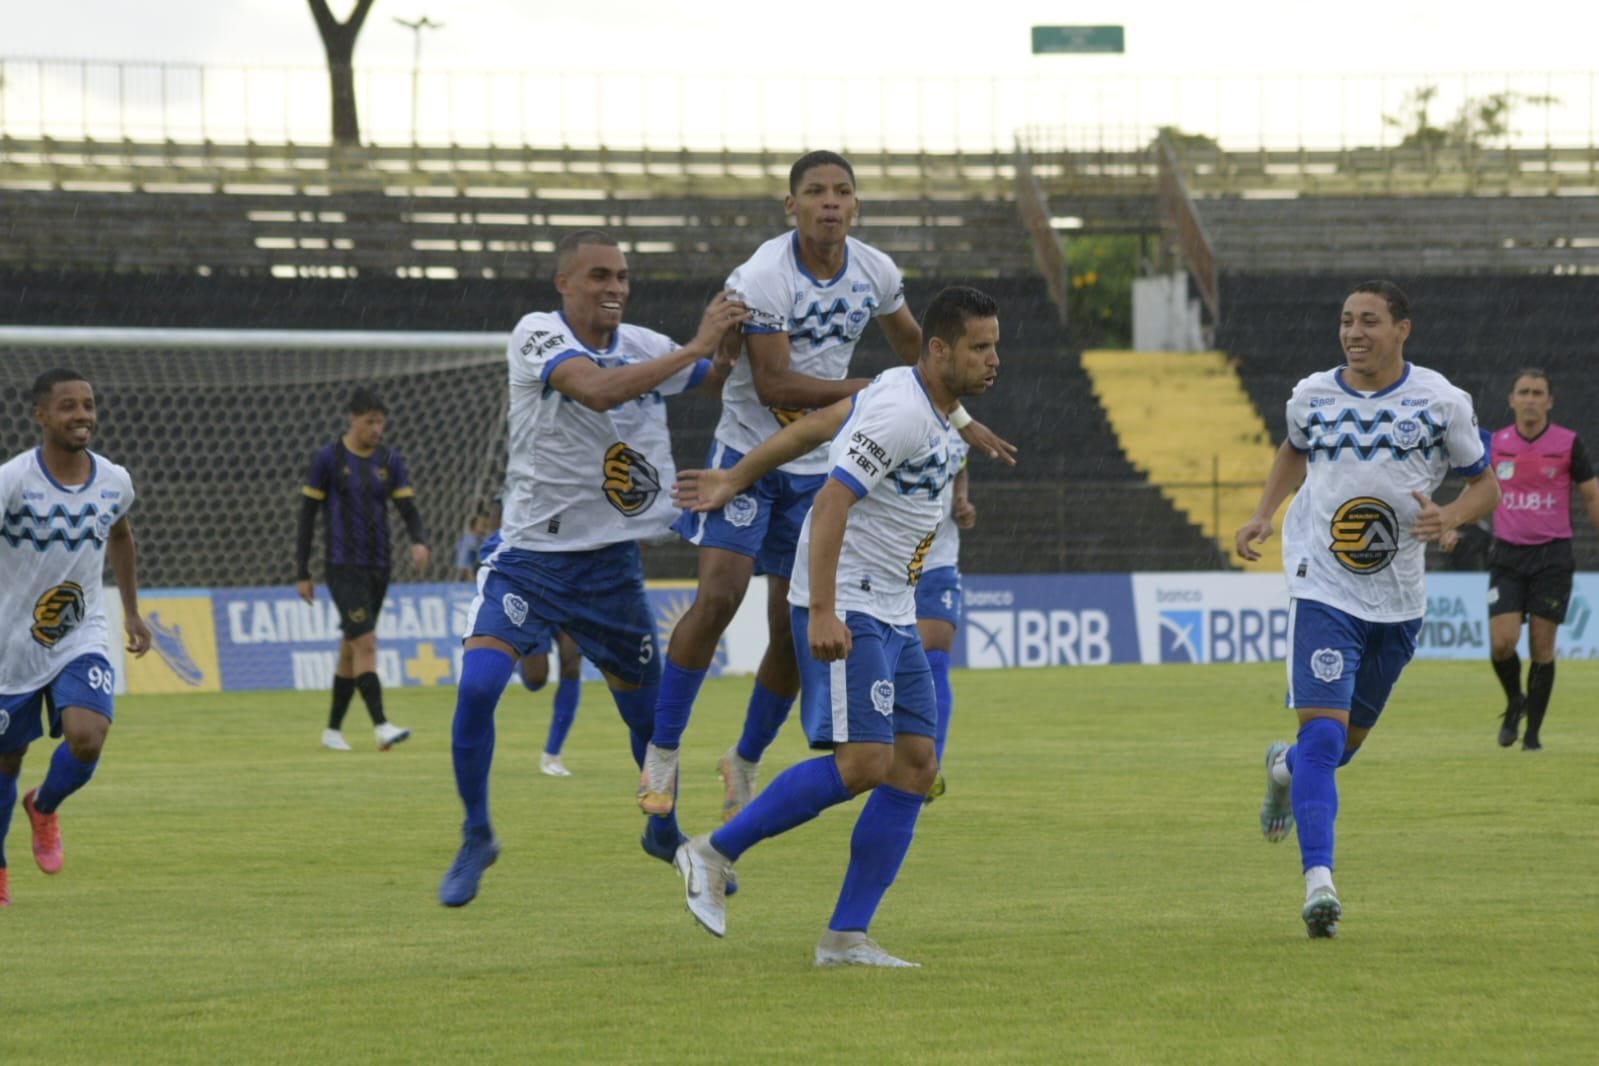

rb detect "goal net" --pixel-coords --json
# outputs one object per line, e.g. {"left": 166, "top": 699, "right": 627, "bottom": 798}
{"left": 0, "top": 327, "right": 511, "bottom": 588}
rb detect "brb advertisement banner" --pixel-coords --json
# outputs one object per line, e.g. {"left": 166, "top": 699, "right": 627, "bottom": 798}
{"left": 954, "top": 574, "right": 1141, "bottom": 668}
{"left": 107, "top": 579, "right": 768, "bottom": 694}
{"left": 104, "top": 572, "right": 1599, "bottom": 693}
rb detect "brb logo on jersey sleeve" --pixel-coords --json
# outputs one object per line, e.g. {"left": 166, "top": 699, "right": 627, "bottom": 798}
{"left": 1329, "top": 496, "right": 1399, "bottom": 574}
{"left": 602, "top": 441, "right": 662, "bottom": 516}
{"left": 32, "top": 581, "right": 87, "bottom": 646}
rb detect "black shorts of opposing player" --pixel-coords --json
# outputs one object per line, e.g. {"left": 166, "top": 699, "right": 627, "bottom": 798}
{"left": 326, "top": 565, "right": 391, "bottom": 639}
{"left": 1487, "top": 538, "right": 1575, "bottom": 623}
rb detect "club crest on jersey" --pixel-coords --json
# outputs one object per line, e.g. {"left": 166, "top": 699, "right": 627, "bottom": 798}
{"left": 602, "top": 441, "right": 662, "bottom": 517}
{"left": 724, "top": 493, "right": 758, "bottom": 529}
{"left": 31, "top": 581, "right": 87, "bottom": 647}
{"left": 502, "top": 592, "right": 529, "bottom": 627}
{"left": 1495, "top": 460, "right": 1515, "bottom": 479}
{"left": 1310, "top": 648, "right": 1345, "bottom": 682}
{"left": 1391, "top": 418, "right": 1422, "bottom": 449}
{"left": 870, "top": 679, "right": 895, "bottom": 716}
{"left": 1328, "top": 496, "right": 1400, "bottom": 574}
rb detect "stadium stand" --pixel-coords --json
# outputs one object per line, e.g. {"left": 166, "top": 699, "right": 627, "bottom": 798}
{"left": 1082, "top": 351, "right": 1279, "bottom": 572}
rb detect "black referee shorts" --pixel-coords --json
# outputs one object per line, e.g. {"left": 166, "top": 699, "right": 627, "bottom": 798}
{"left": 325, "top": 565, "right": 391, "bottom": 639}
{"left": 1487, "top": 539, "right": 1574, "bottom": 624}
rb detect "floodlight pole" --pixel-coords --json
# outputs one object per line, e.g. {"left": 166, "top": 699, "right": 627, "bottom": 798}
{"left": 393, "top": 14, "right": 443, "bottom": 145}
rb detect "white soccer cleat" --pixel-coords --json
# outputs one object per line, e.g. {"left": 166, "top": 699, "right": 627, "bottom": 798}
{"left": 540, "top": 752, "right": 572, "bottom": 777}
{"left": 375, "top": 722, "right": 412, "bottom": 751}
{"left": 1260, "top": 740, "right": 1293, "bottom": 843}
{"left": 673, "top": 834, "right": 732, "bottom": 938}
{"left": 1302, "top": 885, "right": 1342, "bottom": 939}
{"left": 321, "top": 728, "right": 352, "bottom": 751}
{"left": 813, "top": 930, "right": 921, "bottom": 968}
{"left": 637, "top": 742, "right": 678, "bottom": 815}
{"left": 716, "top": 747, "right": 759, "bottom": 823}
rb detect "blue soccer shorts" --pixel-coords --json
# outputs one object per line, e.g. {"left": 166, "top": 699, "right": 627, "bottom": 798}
{"left": 1286, "top": 597, "right": 1421, "bottom": 729}
{"left": 465, "top": 542, "right": 658, "bottom": 687}
{"left": 0, "top": 653, "right": 116, "bottom": 755}
{"left": 672, "top": 440, "right": 826, "bottom": 580}
{"left": 914, "top": 566, "right": 963, "bottom": 627}
{"left": 791, "top": 606, "right": 936, "bottom": 747}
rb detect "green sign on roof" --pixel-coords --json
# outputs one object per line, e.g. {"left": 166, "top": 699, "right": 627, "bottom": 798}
{"left": 1031, "top": 25, "right": 1125, "bottom": 54}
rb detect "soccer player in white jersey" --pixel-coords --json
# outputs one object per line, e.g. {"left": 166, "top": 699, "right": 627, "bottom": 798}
{"left": 1235, "top": 280, "right": 1499, "bottom": 938}
{"left": 641, "top": 151, "right": 1015, "bottom": 823}
{"left": 438, "top": 230, "right": 746, "bottom": 907}
{"left": 915, "top": 430, "right": 973, "bottom": 803}
{"left": 668, "top": 286, "right": 1000, "bottom": 966}
{"left": 0, "top": 369, "right": 152, "bottom": 907}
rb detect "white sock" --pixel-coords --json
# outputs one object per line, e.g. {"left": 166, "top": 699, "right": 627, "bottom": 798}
{"left": 1304, "top": 865, "right": 1335, "bottom": 898}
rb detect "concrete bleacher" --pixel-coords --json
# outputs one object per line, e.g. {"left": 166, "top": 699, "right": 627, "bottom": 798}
{"left": 1216, "top": 273, "right": 1599, "bottom": 567}
{"left": 0, "top": 186, "right": 1036, "bottom": 279}
{"left": 1081, "top": 351, "right": 1281, "bottom": 572}
{"left": 1196, "top": 196, "right": 1599, "bottom": 275}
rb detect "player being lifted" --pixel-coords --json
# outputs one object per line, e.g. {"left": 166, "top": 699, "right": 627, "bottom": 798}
{"left": 0, "top": 369, "right": 152, "bottom": 907}
{"left": 668, "top": 285, "right": 1002, "bottom": 965}
{"left": 439, "top": 229, "right": 744, "bottom": 907}
{"left": 639, "top": 150, "right": 1015, "bottom": 821}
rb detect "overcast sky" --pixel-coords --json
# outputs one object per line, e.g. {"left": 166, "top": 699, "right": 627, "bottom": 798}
{"left": 8, "top": 1, "right": 1592, "bottom": 75}
{"left": 7, "top": 2, "right": 1596, "bottom": 149}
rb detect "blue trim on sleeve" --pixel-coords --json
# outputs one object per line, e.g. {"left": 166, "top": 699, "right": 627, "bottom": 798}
{"left": 1453, "top": 456, "right": 1491, "bottom": 477}
{"left": 743, "top": 325, "right": 784, "bottom": 335}
{"left": 830, "top": 467, "right": 869, "bottom": 499}
{"left": 1288, "top": 441, "right": 1311, "bottom": 454}
{"left": 540, "top": 349, "right": 589, "bottom": 382}
{"left": 686, "top": 358, "right": 712, "bottom": 391}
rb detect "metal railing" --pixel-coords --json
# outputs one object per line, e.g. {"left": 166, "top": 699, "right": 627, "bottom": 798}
{"left": 4, "top": 57, "right": 1599, "bottom": 153}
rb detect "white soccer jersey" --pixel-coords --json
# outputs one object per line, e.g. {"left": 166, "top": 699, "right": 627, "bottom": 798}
{"left": 922, "top": 431, "right": 971, "bottom": 573}
{"left": 716, "top": 231, "right": 906, "bottom": 475}
{"left": 789, "top": 367, "right": 954, "bottom": 625}
{"left": 1281, "top": 362, "right": 1487, "bottom": 622}
{"left": 0, "top": 448, "right": 135, "bottom": 693}
{"left": 500, "top": 311, "right": 703, "bottom": 552}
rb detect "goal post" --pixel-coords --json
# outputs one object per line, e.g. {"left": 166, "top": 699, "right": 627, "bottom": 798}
{"left": 1, "top": 326, "right": 511, "bottom": 588}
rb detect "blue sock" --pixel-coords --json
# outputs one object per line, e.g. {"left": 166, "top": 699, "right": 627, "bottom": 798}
{"left": 545, "top": 677, "right": 581, "bottom": 755}
{"left": 651, "top": 660, "right": 706, "bottom": 749}
{"left": 1288, "top": 738, "right": 1359, "bottom": 772}
{"left": 927, "top": 649, "right": 953, "bottom": 762}
{"left": 612, "top": 683, "right": 680, "bottom": 843}
{"left": 829, "top": 784, "right": 925, "bottom": 932}
{"left": 452, "top": 648, "right": 515, "bottom": 834}
{"left": 1291, "top": 717, "right": 1347, "bottom": 872}
{"left": 0, "top": 770, "right": 16, "bottom": 868}
{"left": 735, "top": 680, "right": 795, "bottom": 764}
{"left": 710, "top": 755, "right": 854, "bottom": 861}
{"left": 35, "top": 742, "right": 97, "bottom": 814}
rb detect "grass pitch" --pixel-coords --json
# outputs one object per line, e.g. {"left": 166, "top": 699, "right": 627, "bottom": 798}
{"left": 4, "top": 661, "right": 1596, "bottom": 1064}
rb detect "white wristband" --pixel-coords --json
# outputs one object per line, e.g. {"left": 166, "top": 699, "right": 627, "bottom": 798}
{"left": 949, "top": 405, "right": 973, "bottom": 430}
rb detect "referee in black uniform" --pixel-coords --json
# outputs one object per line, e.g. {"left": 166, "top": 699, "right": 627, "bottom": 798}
{"left": 295, "top": 387, "right": 429, "bottom": 751}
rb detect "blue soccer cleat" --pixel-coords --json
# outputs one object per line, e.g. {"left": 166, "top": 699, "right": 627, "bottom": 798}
{"left": 439, "top": 826, "right": 500, "bottom": 907}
